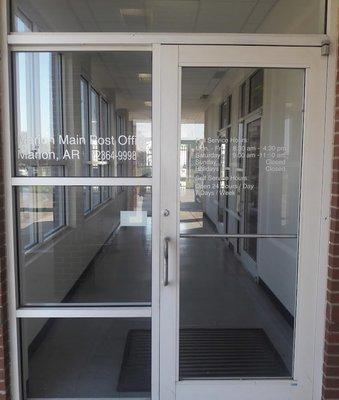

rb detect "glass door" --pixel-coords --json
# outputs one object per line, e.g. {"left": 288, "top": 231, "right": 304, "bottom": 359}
{"left": 12, "top": 49, "right": 157, "bottom": 400}
{"left": 159, "top": 45, "right": 327, "bottom": 400}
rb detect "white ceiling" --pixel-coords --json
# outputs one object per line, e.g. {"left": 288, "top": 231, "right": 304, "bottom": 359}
{"left": 16, "top": 0, "right": 281, "bottom": 33}
{"left": 79, "top": 52, "right": 224, "bottom": 122}
{"left": 181, "top": 67, "right": 227, "bottom": 122}
{"left": 14, "top": 0, "right": 324, "bottom": 121}
{"left": 84, "top": 52, "right": 152, "bottom": 120}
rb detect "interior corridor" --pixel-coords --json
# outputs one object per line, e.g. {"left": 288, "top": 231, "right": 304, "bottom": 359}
{"left": 24, "top": 189, "right": 293, "bottom": 398}
{"left": 13, "top": 54, "right": 301, "bottom": 398}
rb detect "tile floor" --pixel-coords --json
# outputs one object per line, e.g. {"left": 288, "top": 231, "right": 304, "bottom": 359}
{"left": 24, "top": 189, "right": 294, "bottom": 398}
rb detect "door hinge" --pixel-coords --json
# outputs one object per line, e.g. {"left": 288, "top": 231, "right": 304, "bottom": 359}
{"left": 321, "top": 40, "right": 331, "bottom": 56}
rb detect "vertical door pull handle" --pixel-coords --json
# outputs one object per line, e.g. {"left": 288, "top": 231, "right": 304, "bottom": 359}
{"left": 163, "top": 237, "right": 170, "bottom": 286}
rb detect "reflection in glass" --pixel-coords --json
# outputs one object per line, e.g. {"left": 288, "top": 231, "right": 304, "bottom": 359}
{"left": 21, "top": 318, "right": 151, "bottom": 399}
{"left": 12, "top": 0, "right": 326, "bottom": 34}
{"left": 239, "top": 81, "right": 246, "bottom": 118}
{"left": 18, "top": 186, "right": 66, "bottom": 249}
{"left": 243, "top": 118, "right": 261, "bottom": 261}
{"left": 249, "top": 69, "right": 264, "bottom": 113}
{"left": 14, "top": 51, "right": 152, "bottom": 177}
{"left": 19, "top": 187, "right": 38, "bottom": 250}
{"left": 180, "top": 67, "right": 304, "bottom": 378}
{"left": 179, "top": 238, "right": 296, "bottom": 379}
{"left": 15, "top": 11, "right": 32, "bottom": 32}
{"left": 17, "top": 186, "right": 152, "bottom": 305}
{"left": 220, "top": 96, "right": 231, "bottom": 129}
{"left": 15, "top": 52, "right": 63, "bottom": 177}
{"left": 41, "top": 186, "right": 66, "bottom": 239}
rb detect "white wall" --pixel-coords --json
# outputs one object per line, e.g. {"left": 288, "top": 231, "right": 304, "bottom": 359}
{"left": 203, "top": 67, "right": 304, "bottom": 316}
{"left": 203, "top": 68, "right": 253, "bottom": 232}
{"left": 258, "top": 69, "right": 304, "bottom": 315}
{"left": 22, "top": 193, "right": 124, "bottom": 304}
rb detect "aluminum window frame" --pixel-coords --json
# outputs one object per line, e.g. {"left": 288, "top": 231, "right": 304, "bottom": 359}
{"left": 2, "top": 35, "right": 160, "bottom": 400}
{"left": 171, "top": 43, "right": 331, "bottom": 400}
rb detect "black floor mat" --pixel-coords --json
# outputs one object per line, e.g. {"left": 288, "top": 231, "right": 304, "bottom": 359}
{"left": 117, "top": 329, "right": 151, "bottom": 392}
{"left": 179, "top": 328, "right": 290, "bottom": 379}
{"left": 117, "top": 328, "right": 290, "bottom": 392}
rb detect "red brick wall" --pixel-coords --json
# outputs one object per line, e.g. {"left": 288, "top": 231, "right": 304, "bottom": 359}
{"left": 322, "top": 27, "right": 339, "bottom": 399}
{"left": 0, "top": 51, "right": 11, "bottom": 400}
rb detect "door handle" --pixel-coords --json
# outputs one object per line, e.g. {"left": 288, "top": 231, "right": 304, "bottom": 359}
{"left": 163, "top": 237, "right": 170, "bottom": 286}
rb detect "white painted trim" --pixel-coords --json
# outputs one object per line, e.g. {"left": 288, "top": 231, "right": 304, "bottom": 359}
{"left": 16, "top": 307, "right": 151, "bottom": 318}
{"left": 178, "top": 45, "right": 320, "bottom": 68}
{"left": 28, "top": 398, "right": 150, "bottom": 400}
{"left": 175, "top": 65, "right": 182, "bottom": 384}
{"left": 161, "top": 44, "right": 328, "bottom": 400}
{"left": 176, "top": 380, "right": 300, "bottom": 400}
{"left": 151, "top": 43, "right": 162, "bottom": 400}
{"left": 7, "top": 32, "right": 328, "bottom": 47}
{"left": 159, "top": 45, "right": 180, "bottom": 400}
{"left": 9, "top": 45, "right": 153, "bottom": 52}
{"left": 1, "top": 0, "right": 22, "bottom": 398}
{"left": 11, "top": 177, "right": 152, "bottom": 186}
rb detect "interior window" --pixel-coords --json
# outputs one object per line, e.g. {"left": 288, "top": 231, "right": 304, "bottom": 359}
{"left": 249, "top": 70, "right": 264, "bottom": 113}
{"left": 13, "top": 51, "right": 152, "bottom": 179}
{"left": 11, "top": 0, "right": 327, "bottom": 34}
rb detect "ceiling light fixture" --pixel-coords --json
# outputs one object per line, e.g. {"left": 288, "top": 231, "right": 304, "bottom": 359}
{"left": 138, "top": 73, "right": 152, "bottom": 82}
{"left": 120, "top": 8, "right": 146, "bottom": 17}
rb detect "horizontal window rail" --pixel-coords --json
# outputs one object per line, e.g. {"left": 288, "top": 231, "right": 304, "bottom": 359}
{"left": 11, "top": 177, "right": 152, "bottom": 186}
{"left": 16, "top": 306, "right": 151, "bottom": 318}
{"left": 180, "top": 234, "right": 298, "bottom": 239}
{"left": 23, "top": 302, "right": 152, "bottom": 307}
{"left": 7, "top": 32, "right": 328, "bottom": 47}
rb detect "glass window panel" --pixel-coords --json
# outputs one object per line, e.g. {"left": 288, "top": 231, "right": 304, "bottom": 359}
{"left": 179, "top": 238, "right": 296, "bottom": 379}
{"left": 15, "top": 52, "right": 63, "bottom": 177}
{"left": 12, "top": 0, "right": 326, "bottom": 34}
{"left": 237, "top": 121, "right": 245, "bottom": 168}
{"left": 89, "top": 89, "right": 101, "bottom": 177}
{"left": 91, "top": 186, "right": 102, "bottom": 209}
{"left": 90, "top": 88, "right": 101, "bottom": 182}
{"left": 18, "top": 187, "right": 38, "bottom": 250}
{"left": 239, "top": 81, "right": 246, "bottom": 118}
{"left": 83, "top": 186, "right": 91, "bottom": 214}
{"left": 39, "top": 186, "right": 66, "bottom": 239}
{"left": 20, "top": 318, "right": 151, "bottom": 399}
{"left": 249, "top": 69, "right": 264, "bottom": 113}
{"left": 16, "top": 186, "right": 152, "bottom": 306}
{"left": 13, "top": 51, "right": 152, "bottom": 177}
{"left": 180, "top": 67, "right": 304, "bottom": 378}
{"left": 217, "top": 137, "right": 227, "bottom": 223}
{"left": 80, "top": 78, "right": 90, "bottom": 176}
{"left": 236, "top": 170, "right": 244, "bottom": 216}
{"left": 243, "top": 119, "right": 261, "bottom": 260}
{"left": 18, "top": 186, "right": 66, "bottom": 249}
{"left": 182, "top": 67, "right": 303, "bottom": 237}
{"left": 15, "top": 12, "right": 32, "bottom": 32}
{"left": 220, "top": 96, "right": 231, "bottom": 129}
{"left": 101, "top": 98, "right": 111, "bottom": 201}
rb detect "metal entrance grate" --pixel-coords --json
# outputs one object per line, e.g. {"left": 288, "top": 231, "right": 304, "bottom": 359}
{"left": 117, "top": 328, "right": 289, "bottom": 392}
{"left": 179, "top": 328, "right": 290, "bottom": 379}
